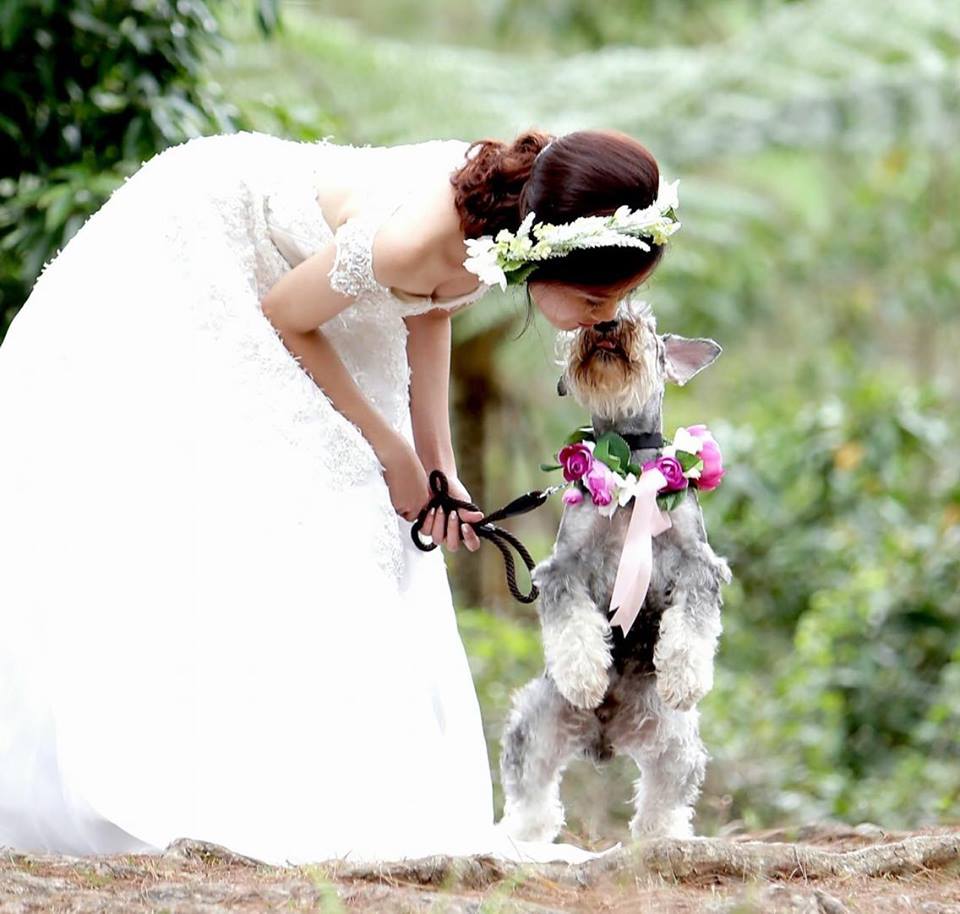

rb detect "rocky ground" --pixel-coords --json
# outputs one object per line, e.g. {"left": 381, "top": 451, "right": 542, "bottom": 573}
{"left": 2, "top": 823, "right": 958, "bottom": 913}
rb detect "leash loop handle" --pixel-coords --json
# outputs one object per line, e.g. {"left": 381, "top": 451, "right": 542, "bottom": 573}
{"left": 411, "top": 470, "right": 542, "bottom": 604}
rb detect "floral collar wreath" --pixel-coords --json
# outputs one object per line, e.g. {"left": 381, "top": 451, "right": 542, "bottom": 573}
{"left": 543, "top": 423, "right": 725, "bottom": 513}
{"left": 462, "top": 177, "right": 681, "bottom": 291}
{"left": 542, "top": 424, "right": 724, "bottom": 637}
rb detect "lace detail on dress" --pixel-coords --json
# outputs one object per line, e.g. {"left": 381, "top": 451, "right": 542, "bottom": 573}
{"left": 327, "top": 216, "right": 391, "bottom": 299}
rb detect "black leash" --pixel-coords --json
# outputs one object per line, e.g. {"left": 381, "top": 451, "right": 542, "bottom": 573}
{"left": 411, "top": 470, "right": 562, "bottom": 604}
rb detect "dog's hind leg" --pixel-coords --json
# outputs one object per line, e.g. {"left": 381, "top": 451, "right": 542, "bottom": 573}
{"left": 498, "top": 675, "right": 595, "bottom": 843}
{"left": 610, "top": 678, "right": 707, "bottom": 839}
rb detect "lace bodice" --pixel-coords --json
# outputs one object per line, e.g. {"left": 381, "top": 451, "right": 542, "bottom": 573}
{"left": 262, "top": 138, "right": 491, "bottom": 319}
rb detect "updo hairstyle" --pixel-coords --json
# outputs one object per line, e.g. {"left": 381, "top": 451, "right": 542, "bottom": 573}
{"left": 450, "top": 128, "right": 666, "bottom": 298}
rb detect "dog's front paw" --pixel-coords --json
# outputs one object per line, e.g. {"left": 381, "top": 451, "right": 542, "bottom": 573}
{"left": 550, "top": 657, "right": 609, "bottom": 710}
{"left": 543, "top": 607, "right": 611, "bottom": 710}
{"left": 653, "top": 604, "right": 716, "bottom": 711}
{"left": 655, "top": 655, "right": 712, "bottom": 711}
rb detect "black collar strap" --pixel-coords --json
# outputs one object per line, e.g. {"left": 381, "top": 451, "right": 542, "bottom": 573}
{"left": 620, "top": 431, "right": 664, "bottom": 450}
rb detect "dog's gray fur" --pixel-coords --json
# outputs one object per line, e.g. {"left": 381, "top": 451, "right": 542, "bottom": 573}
{"left": 497, "top": 302, "right": 732, "bottom": 842}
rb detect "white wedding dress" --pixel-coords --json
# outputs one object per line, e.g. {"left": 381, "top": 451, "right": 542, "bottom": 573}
{"left": 0, "top": 132, "right": 607, "bottom": 865}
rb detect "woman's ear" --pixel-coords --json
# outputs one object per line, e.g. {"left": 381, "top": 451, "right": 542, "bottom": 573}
{"left": 662, "top": 334, "right": 722, "bottom": 386}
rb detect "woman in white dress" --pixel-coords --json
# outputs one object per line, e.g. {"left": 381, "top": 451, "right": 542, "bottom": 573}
{"left": 0, "top": 127, "right": 667, "bottom": 865}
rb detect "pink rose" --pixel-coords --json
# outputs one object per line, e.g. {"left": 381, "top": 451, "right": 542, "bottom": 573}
{"left": 562, "top": 487, "right": 584, "bottom": 506}
{"left": 642, "top": 455, "right": 688, "bottom": 492}
{"left": 558, "top": 443, "right": 593, "bottom": 482}
{"left": 685, "top": 424, "right": 724, "bottom": 491}
{"left": 584, "top": 460, "right": 616, "bottom": 506}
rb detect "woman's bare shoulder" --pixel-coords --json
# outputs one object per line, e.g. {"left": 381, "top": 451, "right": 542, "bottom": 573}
{"left": 310, "top": 138, "right": 474, "bottom": 297}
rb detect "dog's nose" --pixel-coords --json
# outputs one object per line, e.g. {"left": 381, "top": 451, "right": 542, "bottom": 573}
{"left": 594, "top": 320, "right": 619, "bottom": 334}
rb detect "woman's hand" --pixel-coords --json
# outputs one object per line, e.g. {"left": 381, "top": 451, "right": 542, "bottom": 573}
{"left": 375, "top": 432, "right": 430, "bottom": 521}
{"left": 422, "top": 474, "right": 483, "bottom": 553}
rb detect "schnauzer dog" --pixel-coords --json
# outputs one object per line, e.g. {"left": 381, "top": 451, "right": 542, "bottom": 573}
{"left": 498, "top": 301, "right": 731, "bottom": 843}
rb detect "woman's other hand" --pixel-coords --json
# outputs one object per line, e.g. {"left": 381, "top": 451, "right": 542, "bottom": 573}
{"left": 423, "top": 474, "right": 482, "bottom": 553}
{"left": 375, "top": 432, "right": 430, "bottom": 521}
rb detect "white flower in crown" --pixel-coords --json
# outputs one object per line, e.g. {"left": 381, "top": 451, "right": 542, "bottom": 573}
{"left": 463, "top": 177, "right": 681, "bottom": 289}
{"left": 463, "top": 236, "right": 508, "bottom": 290}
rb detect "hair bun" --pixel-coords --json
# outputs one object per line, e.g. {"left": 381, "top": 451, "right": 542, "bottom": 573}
{"left": 451, "top": 130, "right": 553, "bottom": 239}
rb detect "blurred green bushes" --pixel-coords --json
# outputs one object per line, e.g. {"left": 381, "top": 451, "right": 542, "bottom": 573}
{"left": 0, "top": 0, "right": 247, "bottom": 334}
{"left": 701, "top": 367, "right": 959, "bottom": 830}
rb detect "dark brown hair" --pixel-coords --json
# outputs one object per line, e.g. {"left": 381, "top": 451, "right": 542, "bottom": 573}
{"left": 450, "top": 128, "right": 666, "bottom": 299}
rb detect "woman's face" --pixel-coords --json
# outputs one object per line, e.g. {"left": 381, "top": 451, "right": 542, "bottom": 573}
{"left": 529, "top": 281, "right": 622, "bottom": 331}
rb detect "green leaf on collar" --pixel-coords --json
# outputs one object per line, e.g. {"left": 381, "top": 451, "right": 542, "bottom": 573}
{"left": 657, "top": 489, "right": 688, "bottom": 512}
{"left": 675, "top": 450, "right": 704, "bottom": 473}
{"left": 597, "top": 431, "right": 631, "bottom": 469}
{"left": 564, "top": 426, "right": 595, "bottom": 445}
{"left": 592, "top": 436, "right": 622, "bottom": 473}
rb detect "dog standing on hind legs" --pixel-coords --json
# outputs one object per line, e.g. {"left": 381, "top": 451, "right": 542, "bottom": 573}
{"left": 497, "top": 301, "right": 732, "bottom": 843}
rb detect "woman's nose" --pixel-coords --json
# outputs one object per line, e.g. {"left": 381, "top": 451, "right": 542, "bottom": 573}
{"left": 594, "top": 300, "right": 619, "bottom": 323}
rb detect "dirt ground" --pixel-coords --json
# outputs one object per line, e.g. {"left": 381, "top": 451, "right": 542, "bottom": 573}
{"left": 2, "top": 823, "right": 958, "bottom": 913}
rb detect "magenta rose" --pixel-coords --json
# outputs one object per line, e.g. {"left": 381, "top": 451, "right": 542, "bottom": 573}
{"left": 642, "top": 455, "right": 688, "bottom": 492}
{"left": 562, "top": 487, "right": 584, "bottom": 506}
{"left": 685, "top": 424, "right": 725, "bottom": 491}
{"left": 584, "top": 460, "right": 616, "bottom": 506}
{"left": 558, "top": 443, "right": 593, "bottom": 482}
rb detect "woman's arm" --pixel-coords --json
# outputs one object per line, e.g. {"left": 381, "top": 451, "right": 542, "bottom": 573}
{"left": 405, "top": 309, "right": 457, "bottom": 475}
{"left": 405, "top": 309, "right": 482, "bottom": 551}
{"left": 260, "top": 240, "right": 428, "bottom": 519}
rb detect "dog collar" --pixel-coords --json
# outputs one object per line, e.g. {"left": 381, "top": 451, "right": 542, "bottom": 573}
{"left": 620, "top": 431, "right": 664, "bottom": 451}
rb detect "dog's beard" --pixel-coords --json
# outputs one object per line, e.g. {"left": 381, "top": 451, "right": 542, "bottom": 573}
{"left": 557, "top": 320, "right": 658, "bottom": 420}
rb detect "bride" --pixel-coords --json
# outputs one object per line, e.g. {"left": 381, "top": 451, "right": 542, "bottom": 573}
{"left": 0, "top": 127, "right": 670, "bottom": 865}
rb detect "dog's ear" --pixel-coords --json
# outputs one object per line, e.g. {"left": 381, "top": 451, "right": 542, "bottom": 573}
{"left": 662, "top": 334, "right": 722, "bottom": 386}
{"left": 557, "top": 374, "right": 568, "bottom": 397}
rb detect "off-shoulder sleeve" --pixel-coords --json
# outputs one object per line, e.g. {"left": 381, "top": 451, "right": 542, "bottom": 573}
{"left": 326, "top": 216, "right": 391, "bottom": 299}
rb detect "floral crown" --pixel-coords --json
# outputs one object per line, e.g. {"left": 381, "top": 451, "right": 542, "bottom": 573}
{"left": 462, "top": 176, "right": 681, "bottom": 291}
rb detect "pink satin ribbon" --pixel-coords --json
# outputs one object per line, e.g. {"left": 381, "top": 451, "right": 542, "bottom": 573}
{"left": 608, "top": 468, "right": 673, "bottom": 636}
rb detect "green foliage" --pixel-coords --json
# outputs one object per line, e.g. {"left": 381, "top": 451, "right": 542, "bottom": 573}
{"left": 303, "top": 0, "right": 808, "bottom": 52}
{"left": 702, "top": 367, "right": 959, "bottom": 827}
{"left": 0, "top": 0, "right": 236, "bottom": 174}
{"left": 0, "top": 0, "right": 243, "bottom": 335}
{"left": 457, "top": 608, "right": 544, "bottom": 810}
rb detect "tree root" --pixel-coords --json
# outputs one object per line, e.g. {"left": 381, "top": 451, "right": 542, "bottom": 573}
{"left": 323, "top": 832, "right": 960, "bottom": 890}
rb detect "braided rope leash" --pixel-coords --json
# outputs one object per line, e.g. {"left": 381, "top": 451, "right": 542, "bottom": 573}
{"left": 410, "top": 470, "right": 564, "bottom": 604}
